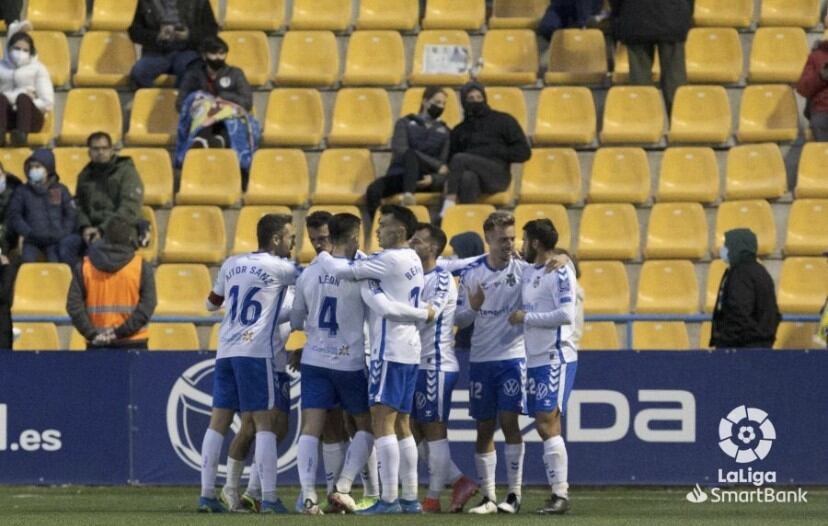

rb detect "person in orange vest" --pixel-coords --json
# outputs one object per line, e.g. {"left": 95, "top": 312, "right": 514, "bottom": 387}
{"left": 67, "top": 216, "right": 156, "bottom": 349}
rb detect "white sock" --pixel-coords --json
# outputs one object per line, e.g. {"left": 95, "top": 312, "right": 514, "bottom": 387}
{"left": 543, "top": 436, "right": 569, "bottom": 498}
{"left": 418, "top": 440, "right": 429, "bottom": 467}
{"left": 376, "top": 434, "right": 400, "bottom": 502}
{"left": 200, "top": 428, "right": 224, "bottom": 499}
{"left": 225, "top": 457, "right": 244, "bottom": 491}
{"left": 246, "top": 461, "right": 261, "bottom": 496}
{"left": 322, "top": 441, "right": 346, "bottom": 496}
{"left": 504, "top": 442, "right": 525, "bottom": 498}
{"left": 337, "top": 431, "right": 374, "bottom": 494}
{"left": 298, "top": 435, "right": 320, "bottom": 504}
{"left": 474, "top": 451, "right": 497, "bottom": 501}
{"left": 427, "top": 439, "right": 450, "bottom": 498}
{"left": 361, "top": 447, "right": 380, "bottom": 497}
{"left": 447, "top": 459, "right": 463, "bottom": 484}
{"left": 439, "top": 198, "right": 456, "bottom": 217}
{"left": 255, "top": 431, "right": 278, "bottom": 503}
{"left": 398, "top": 436, "right": 418, "bottom": 501}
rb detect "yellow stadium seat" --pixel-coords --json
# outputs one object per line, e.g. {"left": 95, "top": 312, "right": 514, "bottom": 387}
{"left": 785, "top": 199, "right": 828, "bottom": 256}
{"left": 704, "top": 258, "right": 727, "bottom": 312}
{"left": 312, "top": 148, "right": 374, "bottom": 205}
{"left": 759, "top": 0, "right": 820, "bottom": 28}
{"left": 693, "top": 0, "right": 753, "bottom": 28}
{"left": 477, "top": 29, "right": 538, "bottom": 86}
{"left": 59, "top": 89, "right": 122, "bottom": 145}
{"left": 633, "top": 322, "right": 690, "bottom": 350}
{"left": 486, "top": 87, "right": 528, "bottom": 134}
{"left": 357, "top": 0, "right": 419, "bottom": 31}
{"left": 441, "top": 205, "right": 496, "bottom": 256}
{"left": 399, "top": 87, "right": 462, "bottom": 128}
{"left": 52, "top": 147, "right": 87, "bottom": 194}
{"left": 544, "top": 29, "right": 607, "bottom": 85}
{"left": 224, "top": 0, "right": 285, "bottom": 31}
{"left": 343, "top": 31, "right": 406, "bottom": 86}
{"left": 262, "top": 89, "right": 324, "bottom": 146}
{"left": 154, "top": 264, "right": 214, "bottom": 316}
{"left": 518, "top": 148, "right": 582, "bottom": 205}
{"left": 12, "top": 323, "right": 60, "bottom": 351}
{"left": 369, "top": 205, "right": 430, "bottom": 252}
{"left": 137, "top": 206, "right": 158, "bottom": 261}
{"left": 11, "top": 263, "right": 71, "bottom": 316}
{"left": 0, "top": 148, "right": 31, "bottom": 178}
{"left": 148, "top": 323, "right": 201, "bottom": 351}
{"left": 645, "top": 202, "right": 709, "bottom": 259}
{"left": 724, "top": 143, "right": 786, "bottom": 200}
{"left": 533, "top": 87, "right": 596, "bottom": 145}
{"left": 120, "top": 148, "right": 174, "bottom": 206}
{"left": 290, "top": 0, "right": 352, "bottom": 31}
{"left": 736, "top": 85, "right": 799, "bottom": 143}
{"left": 777, "top": 257, "right": 828, "bottom": 313}
{"left": 69, "top": 328, "right": 87, "bottom": 351}
{"left": 423, "top": 0, "right": 485, "bottom": 30}
{"left": 588, "top": 147, "right": 650, "bottom": 204}
{"left": 774, "top": 322, "right": 821, "bottom": 350}
{"left": 161, "top": 206, "right": 227, "bottom": 264}
{"left": 328, "top": 89, "right": 392, "bottom": 146}
{"left": 90, "top": 0, "right": 137, "bottom": 30}
{"left": 176, "top": 150, "right": 241, "bottom": 206}
{"left": 600, "top": 86, "right": 665, "bottom": 144}
{"left": 489, "top": 0, "right": 548, "bottom": 29}
{"left": 612, "top": 43, "right": 660, "bottom": 84}
{"left": 286, "top": 330, "right": 307, "bottom": 351}
{"left": 26, "top": 111, "right": 54, "bottom": 147}
{"left": 27, "top": 0, "right": 85, "bottom": 32}
{"left": 74, "top": 31, "right": 135, "bottom": 87}
{"left": 713, "top": 200, "right": 776, "bottom": 256}
{"left": 299, "top": 205, "right": 362, "bottom": 262}
{"left": 748, "top": 27, "right": 809, "bottom": 83}
{"left": 636, "top": 260, "right": 700, "bottom": 314}
{"left": 796, "top": 143, "right": 828, "bottom": 198}
{"left": 208, "top": 323, "right": 220, "bottom": 351}
{"left": 514, "top": 204, "right": 571, "bottom": 252}
{"left": 698, "top": 321, "right": 713, "bottom": 349}
{"left": 579, "top": 261, "right": 630, "bottom": 314}
{"left": 274, "top": 31, "right": 339, "bottom": 87}
{"left": 409, "top": 30, "right": 472, "bottom": 86}
{"left": 656, "top": 147, "right": 720, "bottom": 203}
{"left": 245, "top": 148, "right": 309, "bottom": 206}
{"left": 685, "top": 28, "right": 743, "bottom": 84}
{"left": 30, "top": 31, "right": 70, "bottom": 87}
{"left": 125, "top": 89, "right": 178, "bottom": 146}
{"left": 480, "top": 179, "right": 516, "bottom": 207}
{"left": 233, "top": 206, "right": 292, "bottom": 254}
{"left": 578, "top": 204, "right": 640, "bottom": 260}
{"left": 668, "top": 85, "right": 732, "bottom": 144}
{"left": 220, "top": 31, "right": 271, "bottom": 87}
{"left": 580, "top": 322, "right": 620, "bottom": 351}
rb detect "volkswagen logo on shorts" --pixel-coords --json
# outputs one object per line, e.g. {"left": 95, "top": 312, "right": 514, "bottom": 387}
{"left": 502, "top": 378, "right": 521, "bottom": 397}
{"left": 536, "top": 382, "right": 549, "bottom": 400}
{"left": 718, "top": 405, "right": 776, "bottom": 464}
{"left": 415, "top": 392, "right": 428, "bottom": 410}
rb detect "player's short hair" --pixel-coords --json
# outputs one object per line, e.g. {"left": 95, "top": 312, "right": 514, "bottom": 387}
{"left": 305, "top": 210, "right": 332, "bottom": 230}
{"left": 483, "top": 211, "right": 515, "bottom": 233}
{"left": 257, "top": 213, "right": 292, "bottom": 249}
{"left": 523, "top": 218, "right": 559, "bottom": 250}
{"left": 328, "top": 213, "right": 361, "bottom": 243}
{"left": 379, "top": 204, "right": 418, "bottom": 239}
{"left": 103, "top": 216, "right": 134, "bottom": 247}
{"left": 415, "top": 222, "right": 447, "bottom": 256}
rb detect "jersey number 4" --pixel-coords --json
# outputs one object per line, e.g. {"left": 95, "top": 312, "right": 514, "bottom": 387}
{"left": 319, "top": 296, "right": 339, "bottom": 336}
{"left": 227, "top": 286, "right": 263, "bottom": 326}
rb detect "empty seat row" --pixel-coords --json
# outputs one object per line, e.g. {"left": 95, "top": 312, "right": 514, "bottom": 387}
{"left": 694, "top": 0, "right": 821, "bottom": 29}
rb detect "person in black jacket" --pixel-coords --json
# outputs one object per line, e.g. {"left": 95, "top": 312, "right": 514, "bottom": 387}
{"left": 0, "top": 161, "right": 23, "bottom": 350}
{"left": 710, "top": 228, "right": 781, "bottom": 349}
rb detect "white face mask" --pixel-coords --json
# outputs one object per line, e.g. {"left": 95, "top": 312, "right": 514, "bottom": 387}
{"left": 719, "top": 245, "right": 729, "bottom": 264}
{"left": 9, "top": 49, "right": 31, "bottom": 67}
{"left": 28, "top": 167, "right": 47, "bottom": 183}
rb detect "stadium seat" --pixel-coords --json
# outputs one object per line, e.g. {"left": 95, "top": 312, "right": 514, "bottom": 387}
{"left": 480, "top": 177, "right": 516, "bottom": 207}
{"left": 441, "top": 205, "right": 496, "bottom": 256}
{"left": 693, "top": 0, "right": 753, "bottom": 28}
{"left": 208, "top": 323, "right": 220, "bottom": 351}
{"left": 724, "top": 143, "right": 786, "bottom": 200}
{"left": 262, "top": 89, "right": 324, "bottom": 146}
{"left": 328, "top": 89, "right": 392, "bottom": 146}
{"left": 645, "top": 202, "right": 709, "bottom": 259}
{"left": 486, "top": 87, "right": 528, "bottom": 134}
{"left": 232, "top": 206, "right": 292, "bottom": 254}
{"left": 137, "top": 206, "right": 158, "bottom": 261}
{"left": 154, "top": 264, "right": 214, "bottom": 316}
{"left": 578, "top": 261, "right": 630, "bottom": 314}
{"left": 400, "top": 87, "right": 462, "bottom": 128}
{"left": 176, "top": 150, "right": 242, "bottom": 206}
{"left": 580, "top": 322, "right": 620, "bottom": 350}
{"left": 245, "top": 148, "right": 309, "bottom": 206}
{"left": 27, "top": 0, "right": 85, "bottom": 32}
{"left": 668, "top": 85, "right": 732, "bottom": 144}
{"left": 312, "top": 148, "right": 374, "bottom": 205}
{"left": 59, "top": 89, "right": 122, "bottom": 145}
{"left": 221, "top": 31, "right": 271, "bottom": 86}
{"left": 369, "top": 206, "right": 430, "bottom": 252}
{"left": 600, "top": 86, "right": 665, "bottom": 144}
{"left": 290, "top": 0, "right": 352, "bottom": 31}
{"left": 11, "top": 263, "right": 71, "bottom": 316}
{"left": 477, "top": 29, "right": 538, "bottom": 86}
{"left": 29, "top": 31, "right": 70, "bottom": 87}
{"left": 736, "top": 85, "right": 799, "bottom": 143}
{"left": 698, "top": 321, "right": 713, "bottom": 349}
{"left": 26, "top": 111, "right": 53, "bottom": 147}
{"left": 632, "top": 322, "right": 690, "bottom": 350}
{"left": 342, "top": 31, "right": 406, "bottom": 86}
{"left": 52, "top": 147, "right": 86, "bottom": 194}
{"left": 148, "top": 323, "right": 201, "bottom": 351}
{"left": 74, "top": 31, "right": 135, "bottom": 87}
{"left": 774, "top": 322, "right": 821, "bottom": 350}
{"left": 423, "top": 0, "right": 485, "bottom": 30}
{"left": 713, "top": 200, "right": 776, "bottom": 256}
{"left": 785, "top": 200, "right": 828, "bottom": 256}
{"left": 685, "top": 28, "right": 743, "bottom": 84}
{"left": 759, "top": 0, "right": 820, "bottom": 28}
{"left": 489, "top": 0, "right": 548, "bottom": 29}
{"left": 356, "top": 0, "right": 418, "bottom": 31}
{"left": 69, "top": 328, "right": 87, "bottom": 351}
{"left": 299, "top": 205, "right": 362, "bottom": 262}
{"left": 656, "top": 147, "right": 720, "bottom": 203}
{"left": 119, "top": 148, "right": 173, "bottom": 206}
{"left": 518, "top": 148, "right": 582, "bottom": 204}
{"left": 796, "top": 143, "right": 828, "bottom": 198}
{"left": 90, "top": 0, "right": 137, "bottom": 30}
{"left": 748, "top": 27, "right": 809, "bottom": 83}
{"left": 544, "top": 29, "right": 607, "bottom": 85}
{"left": 125, "top": 88, "right": 178, "bottom": 146}
{"left": 274, "top": 31, "right": 339, "bottom": 87}
{"left": 704, "top": 258, "right": 727, "bottom": 312}
{"left": 409, "top": 30, "right": 472, "bottom": 86}
{"left": 224, "top": 0, "right": 285, "bottom": 31}
{"left": 513, "top": 204, "right": 571, "bottom": 252}
{"left": 588, "top": 147, "right": 650, "bottom": 204}
{"left": 12, "top": 323, "right": 60, "bottom": 351}
{"left": 0, "top": 148, "right": 30, "bottom": 179}
{"left": 286, "top": 331, "right": 307, "bottom": 351}
{"left": 777, "top": 257, "right": 828, "bottom": 313}
{"left": 612, "top": 43, "right": 660, "bottom": 84}
{"left": 161, "top": 206, "right": 227, "bottom": 264}
{"left": 533, "top": 87, "right": 596, "bottom": 145}
{"left": 636, "top": 260, "right": 700, "bottom": 314}
{"left": 577, "top": 204, "right": 640, "bottom": 260}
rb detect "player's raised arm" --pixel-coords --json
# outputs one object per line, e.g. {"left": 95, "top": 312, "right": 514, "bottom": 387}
{"left": 290, "top": 273, "right": 308, "bottom": 331}
{"left": 361, "top": 280, "right": 432, "bottom": 323}
{"left": 454, "top": 276, "right": 482, "bottom": 329}
{"left": 524, "top": 267, "right": 576, "bottom": 328}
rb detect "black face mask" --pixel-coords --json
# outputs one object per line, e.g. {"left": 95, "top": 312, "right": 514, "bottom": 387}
{"left": 464, "top": 101, "right": 487, "bottom": 117}
{"left": 426, "top": 104, "right": 444, "bottom": 119}
{"left": 206, "top": 58, "right": 226, "bottom": 71}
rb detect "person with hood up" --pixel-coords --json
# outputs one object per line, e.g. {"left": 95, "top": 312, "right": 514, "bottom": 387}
{"left": 796, "top": 39, "right": 828, "bottom": 141}
{"left": 710, "top": 228, "right": 781, "bottom": 349}
{"left": 67, "top": 216, "right": 157, "bottom": 350}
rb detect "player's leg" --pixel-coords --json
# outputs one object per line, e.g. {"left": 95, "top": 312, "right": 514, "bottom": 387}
{"left": 536, "top": 361, "right": 577, "bottom": 515}
{"left": 221, "top": 413, "right": 255, "bottom": 511}
{"left": 395, "top": 412, "right": 420, "bottom": 512}
{"left": 322, "top": 407, "right": 349, "bottom": 503}
{"left": 467, "top": 362, "right": 499, "bottom": 514}
{"left": 198, "top": 357, "right": 238, "bottom": 512}
{"left": 297, "top": 364, "right": 338, "bottom": 514}
{"left": 494, "top": 358, "right": 527, "bottom": 514}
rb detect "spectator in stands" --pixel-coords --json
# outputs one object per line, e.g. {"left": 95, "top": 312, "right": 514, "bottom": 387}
{"left": 128, "top": 0, "right": 219, "bottom": 88}
{"left": 609, "top": 0, "right": 691, "bottom": 112}
{"left": 796, "top": 40, "right": 828, "bottom": 141}
{"left": 0, "top": 0, "right": 21, "bottom": 29}
{"left": 67, "top": 216, "right": 156, "bottom": 350}
{"left": 710, "top": 228, "right": 781, "bottom": 349}
{"left": 0, "top": 21, "right": 54, "bottom": 147}
{"left": 0, "top": 161, "right": 23, "bottom": 350}
{"left": 7, "top": 149, "right": 78, "bottom": 264}
{"left": 0, "top": 161, "right": 23, "bottom": 255}
{"left": 538, "top": 0, "right": 606, "bottom": 42}
{"left": 365, "top": 87, "right": 450, "bottom": 220}
{"left": 440, "top": 82, "right": 530, "bottom": 217}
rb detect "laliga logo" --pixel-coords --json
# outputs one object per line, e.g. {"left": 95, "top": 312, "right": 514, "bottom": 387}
{"left": 718, "top": 405, "right": 775, "bottom": 464}
{"left": 166, "top": 359, "right": 302, "bottom": 476}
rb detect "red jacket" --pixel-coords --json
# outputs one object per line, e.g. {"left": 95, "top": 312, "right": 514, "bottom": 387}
{"left": 797, "top": 41, "right": 828, "bottom": 114}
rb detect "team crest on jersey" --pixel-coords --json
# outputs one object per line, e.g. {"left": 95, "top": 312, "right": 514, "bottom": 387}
{"left": 506, "top": 273, "right": 517, "bottom": 287}
{"left": 533, "top": 274, "right": 542, "bottom": 288}
{"left": 337, "top": 345, "right": 350, "bottom": 357}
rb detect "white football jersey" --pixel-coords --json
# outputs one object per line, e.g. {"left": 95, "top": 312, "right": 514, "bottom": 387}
{"left": 273, "top": 287, "right": 294, "bottom": 373}
{"left": 419, "top": 267, "right": 459, "bottom": 372}
{"left": 520, "top": 262, "right": 578, "bottom": 368}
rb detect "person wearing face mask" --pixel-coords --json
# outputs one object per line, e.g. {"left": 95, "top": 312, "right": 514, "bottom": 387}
{"left": 364, "top": 87, "right": 451, "bottom": 220}
{"left": 0, "top": 21, "right": 55, "bottom": 147}
{"left": 710, "top": 228, "right": 781, "bottom": 349}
